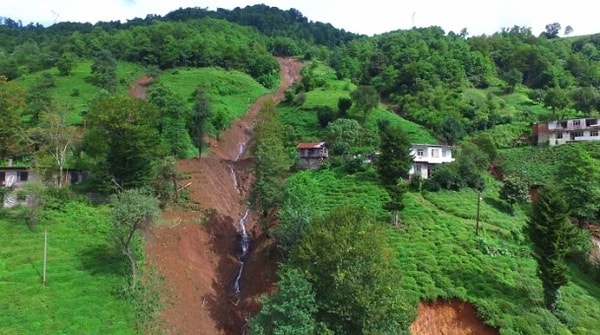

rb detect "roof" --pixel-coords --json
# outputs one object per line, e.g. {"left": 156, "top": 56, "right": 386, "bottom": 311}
{"left": 296, "top": 142, "right": 326, "bottom": 149}
{"left": 411, "top": 143, "right": 453, "bottom": 149}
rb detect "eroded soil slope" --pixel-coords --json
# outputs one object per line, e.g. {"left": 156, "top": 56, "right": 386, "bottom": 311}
{"left": 144, "top": 57, "right": 302, "bottom": 335}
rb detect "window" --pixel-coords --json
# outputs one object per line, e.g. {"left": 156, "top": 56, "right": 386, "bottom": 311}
{"left": 592, "top": 131, "right": 599, "bottom": 137}
{"left": 416, "top": 149, "right": 424, "bottom": 157}
{"left": 17, "top": 171, "right": 28, "bottom": 181}
{"left": 587, "top": 119, "right": 598, "bottom": 127}
{"left": 556, "top": 132, "right": 563, "bottom": 139}
{"left": 431, "top": 149, "right": 440, "bottom": 158}
{"left": 571, "top": 131, "right": 584, "bottom": 139}
{"left": 415, "top": 165, "right": 422, "bottom": 173}
{"left": 573, "top": 120, "right": 581, "bottom": 126}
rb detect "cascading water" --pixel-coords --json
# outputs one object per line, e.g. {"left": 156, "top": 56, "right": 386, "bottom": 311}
{"left": 232, "top": 139, "right": 251, "bottom": 293}
{"left": 233, "top": 209, "right": 250, "bottom": 293}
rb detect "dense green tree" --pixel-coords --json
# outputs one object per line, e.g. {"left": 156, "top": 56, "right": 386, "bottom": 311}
{"left": 337, "top": 97, "right": 352, "bottom": 116}
{"left": 190, "top": 86, "right": 212, "bottom": 156}
{"left": 456, "top": 142, "right": 488, "bottom": 190}
{"left": 56, "top": 52, "right": 76, "bottom": 76}
{"left": 250, "top": 99, "right": 293, "bottom": 230}
{"left": 291, "top": 207, "right": 408, "bottom": 334}
{"left": 571, "top": 86, "right": 600, "bottom": 115}
{"left": 543, "top": 22, "right": 562, "bottom": 39}
{"left": 439, "top": 116, "right": 465, "bottom": 145}
{"left": 526, "top": 185, "right": 577, "bottom": 312}
{"left": 148, "top": 83, "right": 196, "bottom": 158}
{"left": 499, "top": 176, "right": 530, "bottom": 214}
{"left": 110, "top": 188, "right": 160, "bottom": 289}
{"left": 505, "top": 68, "right": 523, "bottom": 93}
{"left": 350, "top": 85, "right": 379, "bottom": 122}
{"left": 25, "top": 73, "right": 54, "bottom": 125}
{"left": 83, "top": 95, "right": 163, "bottom": 190}
{"left": 544, "top": 88, "right": 570, "bottom": 118}
{"left": 557, "top": 146, "right": 600, "bottom": 225}
{"left": 316, "top": 105, "right": 336, "bottom": 128}
{"left": 249, "top": 267, "right": 317, "bottom": 335}
{"left": 91, "top": 49, "right": 117, "bottom": 92}
{"left": 325, "top": 118, "right": 363, "bottom": 154}
{"left": 0, "top": 76, "right": 27, "bottom": 159}
{"left": 274, "top": 172, "right": 322, "bottom": 255}
{"left": 153, "top": 156, "right": 179, "bottom": 209}
{"left": 375, "top": 120, "right": 413, "bottom": 225}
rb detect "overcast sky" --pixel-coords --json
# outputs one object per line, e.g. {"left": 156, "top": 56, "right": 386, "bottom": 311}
{"left": 0, "top": 0, "right": 597, "bottom": 37}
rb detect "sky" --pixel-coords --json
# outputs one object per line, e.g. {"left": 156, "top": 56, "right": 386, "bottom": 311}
{"left": 0, "top": 0, "right": 598, "bottom": 37}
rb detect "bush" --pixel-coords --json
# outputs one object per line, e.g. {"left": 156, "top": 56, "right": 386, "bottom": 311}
{"left": 316, "top": 106, "right": 336, "bottom": 128}
{"left": 344, "top": 157, "right": 367, "bottom": 174}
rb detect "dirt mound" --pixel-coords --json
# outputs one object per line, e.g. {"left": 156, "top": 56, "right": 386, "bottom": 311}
{"left": 144, "top": 57, "right": 302, "bottom": 335}
{"left": 410, "top": 299, "right": 499, "bottom": 335}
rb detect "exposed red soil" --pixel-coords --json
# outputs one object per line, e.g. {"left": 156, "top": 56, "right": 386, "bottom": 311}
{"left": 143, "top": 57, "right": 302, "bottom": 335}
{"left": 410, "top": 299, "right": 499, "bottom": 335}
{"left": 134, "top": 59, "right": 500, "bottom": 335}
{"left": 129, "top": 75, "right": 153, "bottom": 99}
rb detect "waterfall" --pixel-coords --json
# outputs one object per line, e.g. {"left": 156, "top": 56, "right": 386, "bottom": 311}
{"left": 232, "top": 137, "right": 251, "bottom": 293}
{"left": 233, "top": 209, "right": 250, "bottom": 293}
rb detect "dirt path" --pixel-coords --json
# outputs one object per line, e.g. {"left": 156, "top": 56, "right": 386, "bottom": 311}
{"left": 144, "top": 57, "right": 302, "bottom": 335}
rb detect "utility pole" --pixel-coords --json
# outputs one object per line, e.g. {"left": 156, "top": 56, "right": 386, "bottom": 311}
{"left": 476, "top": 190, "right": 481, "bottom": 236}
{"left": 42, "top": 227, "right": 47, "bottom": 286}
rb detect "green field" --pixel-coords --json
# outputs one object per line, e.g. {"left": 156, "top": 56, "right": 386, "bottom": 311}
{"left": 157, "top": 67, "right": 269, "bottom": 136}
{"left": 0, "top": 202, "right": 138, "bottom": 335}
{"left": 16, "top": 60, "right": 147, "bottom": 125}
{"left": 286, "top": 165, "right": 600, "bottom": 334}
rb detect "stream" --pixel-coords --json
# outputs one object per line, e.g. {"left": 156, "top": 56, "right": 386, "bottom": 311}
{"left": 231, "top": 140, "right": 250, "bottom": 293}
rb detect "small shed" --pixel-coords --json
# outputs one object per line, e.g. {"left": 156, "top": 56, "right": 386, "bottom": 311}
{"left": 296, "top": 142, "right": 328, "bottom": 169}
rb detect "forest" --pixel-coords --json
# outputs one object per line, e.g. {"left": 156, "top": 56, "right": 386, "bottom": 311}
{"left": 1, "top": 4, "right": 600, "bottom": 335}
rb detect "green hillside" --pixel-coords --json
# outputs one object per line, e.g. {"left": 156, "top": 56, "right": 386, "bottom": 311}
{"left": 0, "top": 202, "right": 138, "bottom": 334}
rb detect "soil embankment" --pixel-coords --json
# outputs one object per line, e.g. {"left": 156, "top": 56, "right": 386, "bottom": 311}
{"left": 143, "top": 58, "right": 302, "bottom": 334}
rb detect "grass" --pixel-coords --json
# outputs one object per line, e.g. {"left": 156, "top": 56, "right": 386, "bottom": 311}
{"left": 157, "top": 67, "right": 269, "bottom": 136}
{"left": 282, "top": 161, "right": 600, "bottom": 334}
{"left": 16, "top": 60, "right": 147, "bottom": 125}
{"left": 0, "top": 201, "right": 138, "bottom": 334}
{"left": 499, "top": 141, "right": 600, "bottom": 185}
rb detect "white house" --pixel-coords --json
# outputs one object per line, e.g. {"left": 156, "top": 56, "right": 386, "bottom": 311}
{"left": 533, "top": 117, "right": 600, "bottom": 146}
{"left": 408, "top": 144, "right": 454, "bottom": 179}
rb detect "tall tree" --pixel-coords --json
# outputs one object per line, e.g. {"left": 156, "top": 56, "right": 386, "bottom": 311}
{"left": 148, "top": 83, "right": 196, "bottom": 158}
{"left": 544, "top": 88, "right": 570, "bottom": 119}
{"left": 526, "top": 185, "right": 577, "bottom": 312}
{"left": 557, "top": 146, "right": 600, "bottom": 226}
{"left": 249, "top": 267, "right": 317, "bottom": 335}
{"left": 190, "top": 86, "right": 212, "bottom": 156}
{"left": 350, "top": 85, "right": 379, "bottom": 122}
{"left": 250, "top": 99, "right": 293, "bottom": 231}
{"left": 110, "top": 188, "right": 160, "bottom": 289}
{"left": 291, "top": 207, "right": 408, "bottom": 334}
{"left": 499, "top": 176, "right": 530, "bottom": 215}
{"left": 29, "top": 105, "right": 77, "bottom": 187}
{"left": 0, "top": 76, "right": 26, "bottom": 159}
{"left": 84, "top": 95, "right": 162, "bottom": 190}
{"left": 439, "top": 116, "right": 465, "bottom": 145}
{"left": 375, "top": 120, "right": 413, "bottom": 226}
{"left": 91, "top": 49, "right": 117, "bottom": 92}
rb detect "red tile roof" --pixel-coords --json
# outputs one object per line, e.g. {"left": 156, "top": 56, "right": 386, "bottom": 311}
{"left": 296, "top": 142, "right": 326, "bottom": 149}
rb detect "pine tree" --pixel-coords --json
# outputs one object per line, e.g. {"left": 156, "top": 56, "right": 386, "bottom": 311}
{"left": 375, "top": 120, "right": 413, "bottom": 226}
{"left": 526, "top": 185, "right": 577, "bottom": 312}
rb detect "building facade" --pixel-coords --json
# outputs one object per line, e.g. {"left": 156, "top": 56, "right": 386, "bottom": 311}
{"left": 533, "top": 118, "right": 600, "bottom": 146}
{"left": 296, "top": 142, "right": 329, "bottom": 169}
{"left": 408, "top": 144, "right": 454, "bottom": 179}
